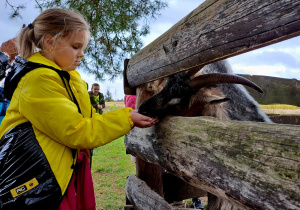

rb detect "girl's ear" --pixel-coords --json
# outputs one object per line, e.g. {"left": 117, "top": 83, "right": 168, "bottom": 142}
{"left": 43, "top": 34, "right": 54, "bottom": 51}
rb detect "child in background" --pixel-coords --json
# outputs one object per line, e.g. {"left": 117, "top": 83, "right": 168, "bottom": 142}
{"left": 0, "top": 8, "right": 158, "bottom": 209}
{"left": 89, "top": 83, "right": 105, "bottom": 114}
{"left": 124, "top": 94, "right": 137, "bottom": 109}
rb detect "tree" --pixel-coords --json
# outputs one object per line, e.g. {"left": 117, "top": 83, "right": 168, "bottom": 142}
{"left": 5, "top": 0, "right": 168, "bottom": 80}
{"left": 105, "top": 89, "right": 113, "bottom": 102}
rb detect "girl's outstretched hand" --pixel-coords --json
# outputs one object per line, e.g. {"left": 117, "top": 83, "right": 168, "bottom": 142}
{"left": 130, "top": 110, "right": 159, "bottom": 128}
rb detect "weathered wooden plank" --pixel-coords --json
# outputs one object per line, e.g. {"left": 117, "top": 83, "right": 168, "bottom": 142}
{"left": 269, "top": 115, "right": 300, "bottom": 125}
{"left": 126, "top": 174, "right": 174, "bottom": 210}
{"left": 125, "top": 116, "right": 300, "bottom": 209}
{"left": 126, "top": 174, "right": 197, "bottom": 210}
{"left": 163, "top": 172, "right": 207, "bottom": 203}
{"left": 136, "top": 158, "right": 164, "bottom": 197}
{"left": 126, "top": 0, "right": 300, "bottom": 87}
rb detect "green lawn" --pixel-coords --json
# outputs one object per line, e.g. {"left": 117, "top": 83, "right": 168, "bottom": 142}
{"left": 91, "top": 136, "right": 136, "bottom": 210}
{"left": 260, "top": 104, "right": 300, "bottom": 109}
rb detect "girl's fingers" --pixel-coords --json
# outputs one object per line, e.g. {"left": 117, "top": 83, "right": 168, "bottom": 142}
{"left": 130, "top": 110, "right": 159, "bottom": 128}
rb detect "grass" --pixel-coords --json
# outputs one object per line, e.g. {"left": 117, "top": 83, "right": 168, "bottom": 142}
{"left": 91, "top": 137, "right": 206, "bottom": 209}
{"left": 260, "top": 104, "right": 300, "bottom": 110}
{"left": 260, "top": 104, "right": 300, "bottom": 115}
{"left": 92, "top": 136, "right": 136, "bottom": 210}
{"left": 103, "top": 102, "right": 125, "bottom": 112}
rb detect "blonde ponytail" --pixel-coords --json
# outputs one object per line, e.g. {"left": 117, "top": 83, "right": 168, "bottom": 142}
{"left": 17, "top": 25, "right": 36, "bottom": 59}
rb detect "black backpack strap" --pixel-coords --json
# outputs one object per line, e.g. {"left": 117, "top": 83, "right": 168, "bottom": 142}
{"left": 39, "top": 65, "right": 82, "bottom": 114}
{"left": 4, "top": 57, "right": 81, "bottom": 114}
{"left": 4, "top": 58, "right": 81, "bottom": 169}
{"left": 34, "top": 64, "right": 81, "bottom": 169}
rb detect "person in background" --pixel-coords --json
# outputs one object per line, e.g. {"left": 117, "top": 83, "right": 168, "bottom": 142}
{"left": 0, "top": 38, "right": 17, "bottom": 124}
{"left": 89, "top": 83, "right": 105, "bottom": 114}
{"left": 0, "top": 8, "right": 158, "bottom": 209}
{"left": 0, "top": 38, "right": 18, "bottom": 61}
{"left": 124, "top": 94, "right": 137, "bottom": 109}
{"left": 124, "top": 94, "right": 137, "bottom": 163}
{"left": 0, "top": 52, "right": 11, "bottom": 124}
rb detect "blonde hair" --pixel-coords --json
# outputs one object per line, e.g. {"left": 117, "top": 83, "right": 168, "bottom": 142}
{"left": 17, "top": 8, "right": 90, "bottom": 59}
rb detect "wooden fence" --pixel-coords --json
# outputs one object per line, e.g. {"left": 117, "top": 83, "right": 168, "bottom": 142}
{"left": 123, "top": 0, "right": 300, "bottom": 209}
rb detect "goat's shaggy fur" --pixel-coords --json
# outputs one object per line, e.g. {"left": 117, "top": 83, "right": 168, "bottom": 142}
{"left": 138, "top": 60, "right": 272, "bottom": 123}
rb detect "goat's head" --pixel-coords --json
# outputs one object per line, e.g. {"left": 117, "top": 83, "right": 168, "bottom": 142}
{"left": 138, "top": 71, "right": 263, "bottom": 119}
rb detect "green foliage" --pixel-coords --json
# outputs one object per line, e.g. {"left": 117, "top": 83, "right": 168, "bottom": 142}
{"left": 32, "top": 0, "right": 167, "bottom": 80}
{"left": 105, "top": 89, "right": 114, "bottom": 101}
{"left": 91, "top": 136, "right": 136, "bottom": 209}
{"left": 107, "top": 103, "right": 118, "bottom": 111}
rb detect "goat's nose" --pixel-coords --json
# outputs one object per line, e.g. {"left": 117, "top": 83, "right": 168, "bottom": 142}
{"left": 138, "top": 109, "right": 147, "bottom": 115}
{"left": 138, "top": 108, "right": 151, "bottom": 117}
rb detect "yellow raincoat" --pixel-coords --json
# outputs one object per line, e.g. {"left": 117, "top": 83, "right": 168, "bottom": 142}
{"left": 0, "top": 52, "right": 134, "bottom": 196}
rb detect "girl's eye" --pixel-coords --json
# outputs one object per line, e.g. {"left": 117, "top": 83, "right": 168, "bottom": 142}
{"left": 73, "top": 46, "right": 79, "bottom": 49}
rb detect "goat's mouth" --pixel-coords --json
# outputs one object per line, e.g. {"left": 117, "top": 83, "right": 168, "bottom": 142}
{"left": 138, "top": 110, "right": 148, "bottom": 115}
{"left": 138, "top": 107, "right": 161, "bottom": 119}
{"left": 138, "top": 110, "right": 155, "bottom": 118}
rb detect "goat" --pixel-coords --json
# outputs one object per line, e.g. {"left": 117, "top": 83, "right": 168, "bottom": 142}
{"left": 138, "top": 60, "right": 272, "bottom": 123}
{"left": 137, "top": 60, "right": 272, "bottom": 209}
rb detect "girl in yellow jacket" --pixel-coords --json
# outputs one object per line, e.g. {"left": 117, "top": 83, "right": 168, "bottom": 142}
{"left": 0, "top": 8, "right": 157, "bottom": 210}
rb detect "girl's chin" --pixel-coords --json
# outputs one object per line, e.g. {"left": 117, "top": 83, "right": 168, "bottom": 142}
{"left": 64, "top": 66, "right": 77, "bottom": 71}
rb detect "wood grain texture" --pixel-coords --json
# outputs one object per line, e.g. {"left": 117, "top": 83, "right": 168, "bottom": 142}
{"left": 126, "top": 174, "right": 174, "bottom": 210}
{"left": 126, "top": 0, "right": 300, "bottom": 87}
{"left": 125, "top": 116, "right": 300, "bottom": 209}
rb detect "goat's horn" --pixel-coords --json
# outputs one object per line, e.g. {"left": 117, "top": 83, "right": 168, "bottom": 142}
{"left": 189, "top": 73, "right": 263, "bottom": 93}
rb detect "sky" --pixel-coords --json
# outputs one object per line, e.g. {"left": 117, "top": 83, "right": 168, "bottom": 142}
{"left": 1, "top": 0, "right": 300, "bottom": 100}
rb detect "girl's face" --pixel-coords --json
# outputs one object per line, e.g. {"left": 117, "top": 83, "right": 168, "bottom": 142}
{"left": 45, "top": 30, "right": 87, "bottom": 71}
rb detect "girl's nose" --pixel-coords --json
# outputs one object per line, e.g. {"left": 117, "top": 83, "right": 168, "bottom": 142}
{"left": 79, "top": 50, "right": 84, "bottom": 58}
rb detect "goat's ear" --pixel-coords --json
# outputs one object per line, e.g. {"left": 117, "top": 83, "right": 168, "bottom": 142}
{"left": 167, "top": 98, "right": 181, "bottom": 105}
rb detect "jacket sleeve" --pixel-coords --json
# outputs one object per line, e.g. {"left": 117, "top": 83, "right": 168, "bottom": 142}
{"left": 19, "top": 69, "right": 134, "bottom": 149}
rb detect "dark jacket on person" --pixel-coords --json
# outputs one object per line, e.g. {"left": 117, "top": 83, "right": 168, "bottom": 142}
{"left": 89, "top": 91, "right": 105, "bottom": 114}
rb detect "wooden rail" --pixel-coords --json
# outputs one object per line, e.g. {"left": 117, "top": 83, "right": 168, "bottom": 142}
{"left": 126, "top": 0, "right": 300, "bottom": 87}
{"left": 125, "top": 116, "right": 300, "bottom": 209}
{"left": 123, "top": 0, "right": 300, "bottom": 209}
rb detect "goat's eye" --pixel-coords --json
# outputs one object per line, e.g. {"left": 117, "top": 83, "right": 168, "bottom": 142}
{"left": 204, "top": 85, "right": 217, "bottom": 89}
{"left": 147, "top": 85, "right": 153, "bottom": 91}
